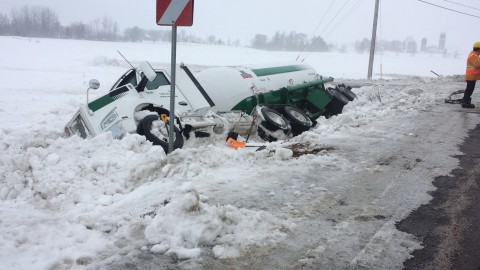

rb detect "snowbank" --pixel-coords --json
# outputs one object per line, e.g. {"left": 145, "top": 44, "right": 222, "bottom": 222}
{"left": 0, "top": 37, "right": 477, "bottom": 269}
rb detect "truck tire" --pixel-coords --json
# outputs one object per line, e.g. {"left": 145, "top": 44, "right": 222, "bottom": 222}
{"left": 324, "top": 88, "right": 349, "bottom": 118}
{"left": 331, "top": 88, "right": 349, "bottom": 105}
{"left": 257, "top": 107, "right": 290, "bottom": 142}
{"left": 138, "top": 114, "right": 184, "bottom": 154}
{"left": 283, "top": 105, "right": 312, "bottom": 136}
{"left": 261, "top": 107, "right": 290, "bottom": 131}
{"left": 336, "top": 84, "right": 356, "bottom": 101}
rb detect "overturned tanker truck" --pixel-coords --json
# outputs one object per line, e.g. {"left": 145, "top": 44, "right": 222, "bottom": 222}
{"left": 64, "top": 62, "right": 356, "bottom": 153}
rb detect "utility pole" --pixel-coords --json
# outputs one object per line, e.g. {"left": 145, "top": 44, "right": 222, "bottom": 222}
{"left": 368, "top": 0, "right": 380, "bottom": 80}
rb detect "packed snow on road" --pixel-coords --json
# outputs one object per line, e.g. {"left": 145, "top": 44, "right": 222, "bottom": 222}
{"left": 0, "top": 37, "right": 478, "bottom": 269}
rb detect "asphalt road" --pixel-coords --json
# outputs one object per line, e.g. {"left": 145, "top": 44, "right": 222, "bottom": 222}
{"left": 397, "top": 116, "right": 480, "bottom": 270}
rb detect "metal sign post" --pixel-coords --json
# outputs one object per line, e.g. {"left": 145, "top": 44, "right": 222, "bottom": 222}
{"left": 168, "top": 25, "right": 177, "bottom": 154}
{"left": 156, "top": 0, "right": 194, "bottom": 153}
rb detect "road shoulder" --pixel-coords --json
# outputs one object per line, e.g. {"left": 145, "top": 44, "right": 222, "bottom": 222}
{"left": 397, "top": 121, "right": 480, "bottom": 269}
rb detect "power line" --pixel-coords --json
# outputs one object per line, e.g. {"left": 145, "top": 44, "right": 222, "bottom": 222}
{"left": 418, "top": 0, "right": 480, "bottom": 18}
{"left": 306, "top": 0, "right": 336, "bottom": 41}
{"left": 301, "top": 0, "right": 353, "bottom": 61}
{"left": 324, "top": 0, "right": 363, "bottom": 39}
{"left": 319, "top": 0, "right": 353, "bottom": 37}
{"left": 296, "top": 0, "right": 336, "bottom": 61}
{"left": 440, "top": 0, "right": 480, "bottom": 11}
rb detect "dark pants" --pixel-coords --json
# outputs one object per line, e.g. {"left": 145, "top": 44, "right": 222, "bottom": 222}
{"left": 464, "top": 80, "right": 477, "bottom": 101}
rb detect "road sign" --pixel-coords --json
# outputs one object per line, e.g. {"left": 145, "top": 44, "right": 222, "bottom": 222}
{"left": 156, "top": 0, "right": 194, "bottom": 26}
{"left": 156, "top": 0, "right": 194, "bottom": 153}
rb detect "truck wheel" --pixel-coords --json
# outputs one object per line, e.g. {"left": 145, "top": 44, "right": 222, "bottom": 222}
{"left": 283, "top": 106, "right": 312, "bottom": 136}
{"left": 324, "top": 88, "right": 349, "bottom": 118}
{"left": 336, "top": 84, "right": 357, "bottom": 101}
{"left": 257, "top": 107, "right": 290, "bottom": 142}
{"left": 138, "top": 114, "right": 184, "bottom": 154}
{"left": 331, "top": 88, "right": 349, "bottom": 105}
{"left": 261, "top": 107, "right": 290, "bottom": 131}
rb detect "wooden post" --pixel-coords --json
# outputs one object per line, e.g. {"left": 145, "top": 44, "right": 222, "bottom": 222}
{"left": 368, "top": 0, "right": 380, "bottom": 80}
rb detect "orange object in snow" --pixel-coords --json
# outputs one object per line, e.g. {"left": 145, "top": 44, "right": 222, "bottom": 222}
{"left": 160, "top": 114, "right": 168, "bottom": 123}
{"left": 226, "top": 138, "right": 246, "bottom": 149}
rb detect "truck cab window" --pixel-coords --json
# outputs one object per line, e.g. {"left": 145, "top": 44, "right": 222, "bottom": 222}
{"left": 145, "top": 72, "right": 170, "bottom": 90}
{"left": 111, "top": 70, "right": 137, "bottom": 91}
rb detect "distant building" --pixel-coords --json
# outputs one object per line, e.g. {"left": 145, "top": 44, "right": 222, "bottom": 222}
{"left": 439, "top": 32, "right": 446, "bottom": 51}
{"left": 421, "top": 38, "right": 427, "bottom": 52}
{"left": 406, "top": 40, "right": 417, "bottom": 54}
{"left": 420, "top": 33, "right": 448, "bottom": 54}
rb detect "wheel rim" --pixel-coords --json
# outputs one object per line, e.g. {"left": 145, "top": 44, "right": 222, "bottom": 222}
{"left": 285, "top": 106, "right": 312, "bottom": 127}
{"left": 266, "top": 111, "right": 286, "bottom": 126}
{"left": 151, "top": 120, "right": 174, "bottom": 142}
{"left": 290, "top": 109, "right": 309, "bottom": 123}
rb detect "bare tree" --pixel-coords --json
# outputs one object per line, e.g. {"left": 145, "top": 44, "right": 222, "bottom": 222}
{"left": 10, "top": 6, "right": 60, "bottom": 37}
{"left": 101, "top": 17, "right": 118, "bottom": 40}
{"left": 285, "top": 31, "right": 307, "bottom": 51}
{"left": 39, "top": 7, "right": 60, "bottom": 37}
{"left": 355, "top": 38, "right": 371, "bottom": 53}
{"left": 0, "top": 13, "right": 9, "bottom": 35}
{"left": 207, "top": 35, "right": 216, "bottom": 44}
{"left": 147, "top": 29, "right": 162, "bottom": 42}
{"left": 270, "top": 31, "right": 285, "bottom": 50}
{"left": 252, "top": 34, "right": 268, "bottom": 49}
{"left": 89, "top": 18, "right": 100, "bottom": 39}
{"left": 64, "top": 22, "right": 89, "bottom": 39}
{"left": 309, "top": 36, "right": 329, "bottom": 52}
{"left": 89, "top": 17, "right": 118, "bottom": 41}
{"left": 124, "top": 26, "right": 144, "bottom": 42}
{"left": 10, "top": 6, "right": 30, "bottom": 36}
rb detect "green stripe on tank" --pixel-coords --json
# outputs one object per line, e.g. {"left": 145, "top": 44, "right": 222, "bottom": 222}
{"left": 251, "top": 65, "right": 310, "bottom": 77}
{"left": 88, "top": 92, "right": 128, "bottom": 112}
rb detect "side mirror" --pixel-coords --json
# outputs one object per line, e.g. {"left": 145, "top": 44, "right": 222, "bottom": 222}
{"left": 87, "top": 79, "right": 100, "bottom": 115}
{"left": 139, "top": 62, "right": 157, "bottom": 82}
{"left": 89, "top": 79, "right": 100, "bottom": 90}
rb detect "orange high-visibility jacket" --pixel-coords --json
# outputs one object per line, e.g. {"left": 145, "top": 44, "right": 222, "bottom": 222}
{"left": 466, "top": 51, "right": 480, "bottom": 81}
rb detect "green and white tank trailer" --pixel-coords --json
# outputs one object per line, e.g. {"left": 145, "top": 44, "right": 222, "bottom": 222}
{"left": 64, "top": 61, "right": 355, "bottom": 153}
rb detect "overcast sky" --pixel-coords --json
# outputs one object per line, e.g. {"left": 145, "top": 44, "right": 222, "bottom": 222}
{"left": 1, "top": 0, "right": 479, "bottom": 52}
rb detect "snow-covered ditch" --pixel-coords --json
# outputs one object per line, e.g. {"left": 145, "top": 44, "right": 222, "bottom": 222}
{"left": 0, "top": 37, "right": 478, "bottom": 269}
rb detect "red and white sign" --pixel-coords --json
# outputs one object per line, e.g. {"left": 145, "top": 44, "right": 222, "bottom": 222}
{"left": 156, "top": 0, "right": 194, "bottom": 26}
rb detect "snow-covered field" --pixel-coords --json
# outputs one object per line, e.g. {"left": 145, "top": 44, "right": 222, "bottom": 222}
{"left": 0, "top": 36, "right": 478, "bottom": 269}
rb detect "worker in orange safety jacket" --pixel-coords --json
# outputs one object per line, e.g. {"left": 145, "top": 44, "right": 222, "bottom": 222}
{"left": 462, "top": 42, "right": 480, "bottom": 108}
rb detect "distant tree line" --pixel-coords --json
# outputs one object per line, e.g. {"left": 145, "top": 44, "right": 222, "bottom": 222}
{"left": 251, "top": 31, "right": 329, "bottom": 52}
{"left": 122, "top": 26, "right": 239, "bottom": 46}
{"left": 355, "top": 38, "right": 419, "bottom": 54}
{"left": 0, "top": 5, "right": 237, "bottom": 45}
{"left": 0, "top": 6, "right": 120, "bottom": 41}
{"left": 1, "top": 5, "right": 426, "bottom": 55}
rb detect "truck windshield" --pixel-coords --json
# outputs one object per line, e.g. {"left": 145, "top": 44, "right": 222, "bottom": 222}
{"left": 111, "top": 70, "right": 137, "bottom": 91}
{"left": 145, "top": 72, "right": 170, "bottom": 90}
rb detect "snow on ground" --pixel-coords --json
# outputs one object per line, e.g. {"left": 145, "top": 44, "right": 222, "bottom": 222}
{"left": 0, "top": 36, "right": 478, "bottom": 269}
